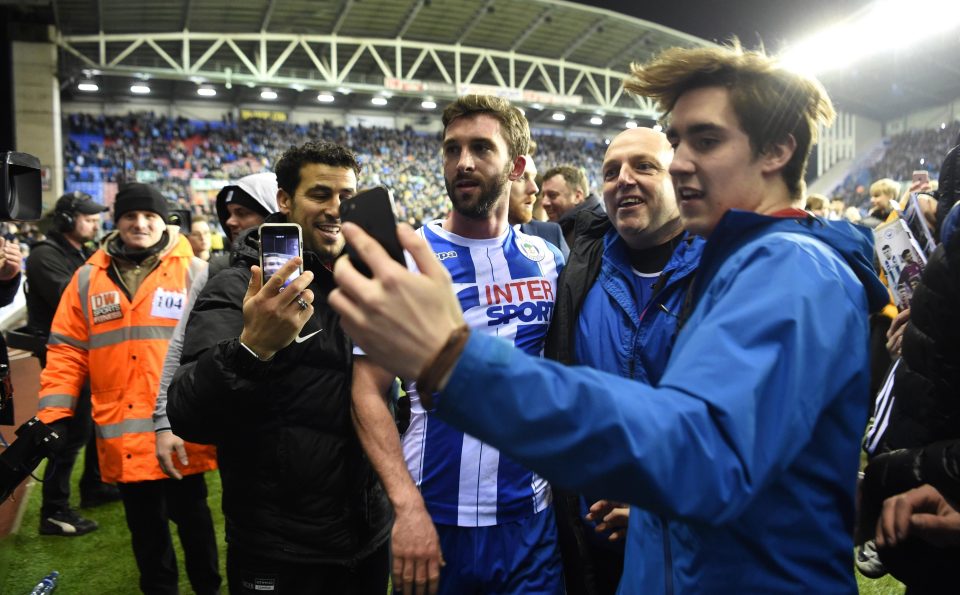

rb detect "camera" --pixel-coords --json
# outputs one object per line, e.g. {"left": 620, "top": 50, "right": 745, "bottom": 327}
{"left": 1, "top": 151, "right": 43, "bottom": 221}
{"left": 0, "top": 150, "right": 57, "bottom": 504}
{"left": 0, "top": 414, "right": 60, "bottom": 505}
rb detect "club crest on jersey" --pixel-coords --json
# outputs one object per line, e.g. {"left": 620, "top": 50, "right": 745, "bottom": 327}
{"left": 91, "top": 291, "right": 122, "bottom": 324}
{"left": 517, "top": 238, "right": 544, "bottom": 262}
{"left": 483, "top": 277, "right": 554, "bottom": 326}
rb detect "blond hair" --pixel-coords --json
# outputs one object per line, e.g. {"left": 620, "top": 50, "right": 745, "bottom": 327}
{"left": 870, "top": 178, "right": 899, "bottom": 199}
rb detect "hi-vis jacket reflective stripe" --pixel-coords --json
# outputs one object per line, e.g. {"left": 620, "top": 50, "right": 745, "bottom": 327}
{"left": 38, "top": 233, "right": 216, "bottom": 483}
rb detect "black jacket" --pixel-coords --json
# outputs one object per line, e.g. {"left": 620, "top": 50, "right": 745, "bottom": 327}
{"left": 25, "top": 230, "right": 92, "bottom": 335}
{"left": 861, "top": 229, "right": 960, "bottom": 547}
{"left": 543, "top": 210, "right": 615, "bottom": 595}
{"left": 544, "top": 209, "right": 609, "bottom": 366}
{"left": 556, "top": 193, "right": 604, "bottom": 250}
{"left": 168, "top": 215, "right": 392, "bottom": 564}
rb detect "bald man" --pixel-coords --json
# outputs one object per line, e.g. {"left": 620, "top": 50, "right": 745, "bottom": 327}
{"left": 544, "top": 127, "right": 705, "bottom": 594}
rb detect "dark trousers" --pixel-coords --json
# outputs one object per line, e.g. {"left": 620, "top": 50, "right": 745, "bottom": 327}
{"left": 878, "top": 538, "right": 960, "bottom": 593}
{"left": 118, "top": 474, "right": 221, "bottom": 595}
{"left": 40, "top": 382, "right": 104, "bottom": 516}
{"left": 227, "top": 541, "right": 389, "bottom": 595}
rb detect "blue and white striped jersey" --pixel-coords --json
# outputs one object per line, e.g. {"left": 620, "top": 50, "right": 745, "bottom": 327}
{"left": 403, "top": 220, "right": 564, "bottom": 527}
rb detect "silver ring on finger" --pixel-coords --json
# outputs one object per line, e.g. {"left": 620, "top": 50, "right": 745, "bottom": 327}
{"left": 296, "top": 296, "right": 309, "bottom": 310}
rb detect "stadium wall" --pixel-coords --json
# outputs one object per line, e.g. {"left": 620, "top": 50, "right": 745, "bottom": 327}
{"left": 61, "top": 100, "right": 444, "bottom": 134}
{"left": 14, "top": 39, "right": 62, "bottom": 208}
{"left": 885, "top": 100, "right": 960, "bottom": 135}
{"left": 855, "top": 115, "right": 884, "bottom": 156}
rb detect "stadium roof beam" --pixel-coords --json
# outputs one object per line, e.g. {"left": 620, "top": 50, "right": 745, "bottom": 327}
{"left": 560, "top": 19, "right": 604, "bottom": 61}
{"left": 51, "top": 0, "right": 61, "bottom": 33}
{"left": 55, "top": 31, "right": 669, "bottom": 118}
{"left": 456, "top": 0, "right": 496, "bottom": 45}
{"left": 395, "top": 0, "right": 425, "bottom": 39}
{"left": 260, "top": 0, "right": 278, "bottom": 32}
{"left": 332, "top": 0, "right": 356, "bottom": 36}
{"left": 605, "top": 34, "right": 650, "bottom": 70}
{"left": 181, "top": 0, "right": 193, "bottom": 31}
{"left": 510, "top": 9, "right": 551, "bottom": 52}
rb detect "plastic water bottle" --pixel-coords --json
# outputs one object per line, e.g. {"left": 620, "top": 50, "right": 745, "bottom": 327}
{"left": 29, "top": 570, "right": 59, "bottom": 595}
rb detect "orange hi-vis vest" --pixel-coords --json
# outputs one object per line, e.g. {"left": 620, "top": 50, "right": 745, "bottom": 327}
{"left": 37, "top": 234, "right": 217, "bottom": 483}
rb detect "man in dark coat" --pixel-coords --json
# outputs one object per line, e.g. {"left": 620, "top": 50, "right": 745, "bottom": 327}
{"left": 168, "top": 141, "right": 392, "bottom": 594}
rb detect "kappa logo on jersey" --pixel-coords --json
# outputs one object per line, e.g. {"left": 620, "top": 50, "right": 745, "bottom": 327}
{"left": 435, "top": 250, "right": 458, "bottom": 261}
{"left": 91, "top": 291, "right": 122, "bottom": 324}
{"left": 483, "top": 277, "right": 555, "bottom": 326}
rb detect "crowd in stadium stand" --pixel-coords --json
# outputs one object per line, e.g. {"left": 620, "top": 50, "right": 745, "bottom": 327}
{"left": 61, "top": 111, "right": 959, "bottom": 238}
{"left": 63, "top": 112, "right": 608, "bottom": 229}
{"left": 831, "top": 120, "right": 960, "bottom": 209}
{"left": 871, "top": 120, "right": 960, "bottom": 181}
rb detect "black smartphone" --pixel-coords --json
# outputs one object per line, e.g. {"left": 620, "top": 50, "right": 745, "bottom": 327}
{"left": 339, "top": 187, "right": 405, "bottom": 277}
{"left": 259, "top": 222, "right": 303, "bottom": 287}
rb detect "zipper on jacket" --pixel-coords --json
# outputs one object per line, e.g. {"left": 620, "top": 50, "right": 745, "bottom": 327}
{"left": 661, "top": 515, "right": 674, "bottom": 595}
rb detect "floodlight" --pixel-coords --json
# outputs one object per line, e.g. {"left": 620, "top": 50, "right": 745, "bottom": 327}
{"left": 260, "top": 89, "right": 278, "bottom": 100}
{"left": 197, "top": 86, "right": 216, "bottom": 97}
{"left": 590, "top": 116, "right": 603, "bottom": 125}
{"left": 551, "top": 112, "right": 566, "bottom": 122}
{"left": 371, "top": 96, "right": 388, "bottom": 106}
{"left": 77, "top": 81, "right": 98, "bottom": 92}
{"left": 781, "top": 0, "right": 960, "bottom": 75}
{"left": 625, "top": 120, "right": 638, "bottom": 129}
{"left": 317, "top": 93, "right": 335, "bottom": 103}
{"left": 421, "top": 100, "right": 437, "bottom": 109}
{"left": 130, "top": 84, "right": 150, "bottom": 94}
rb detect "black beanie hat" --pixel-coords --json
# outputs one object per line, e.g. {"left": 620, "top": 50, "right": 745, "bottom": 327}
{"left": 114, "top": 183, "right": 170, "bottom": 222}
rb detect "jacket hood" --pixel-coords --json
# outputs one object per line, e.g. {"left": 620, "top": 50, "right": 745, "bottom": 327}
{"left": 559, "top": 193, "right": 603, "bottom": 226}
{"left": 572, "top": 207, "right": 612, "bottom": 242}
{"left": 230, "top": 224, "right": 262, "bottom": 268}
{"left": 701, "top": 209, "right": 889, "bottom": 313}
{"left": 215, "top": 172, "right": 279, "bottom": 238}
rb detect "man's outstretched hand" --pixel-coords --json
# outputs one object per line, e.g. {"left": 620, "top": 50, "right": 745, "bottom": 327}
{"left": 330, "top": 223, "right": 465, "bottom": 380}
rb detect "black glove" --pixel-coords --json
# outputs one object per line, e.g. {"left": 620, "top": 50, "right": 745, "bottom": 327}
{"left": 863, "top": 448, "right": 925, "bottom": 502}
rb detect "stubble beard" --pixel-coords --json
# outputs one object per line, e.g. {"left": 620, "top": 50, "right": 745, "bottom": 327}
{"left": 447, "top": 166, "right": 511, "bottom": 221}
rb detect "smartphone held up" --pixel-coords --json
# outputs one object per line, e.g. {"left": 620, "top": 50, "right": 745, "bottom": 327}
{"left": 259, "top": 223, "right": 303, "bottom": 286}
{"left": 339, "top": 187, "right": 406, "bottom": 277}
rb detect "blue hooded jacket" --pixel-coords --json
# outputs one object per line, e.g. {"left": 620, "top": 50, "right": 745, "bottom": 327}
{"left": 433, "top": 209, "right": 889, "bottom": 594}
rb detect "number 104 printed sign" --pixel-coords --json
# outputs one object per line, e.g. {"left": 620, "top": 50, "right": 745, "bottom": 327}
{"left": 151, "top": 288, "right": 186, "bottom": 320}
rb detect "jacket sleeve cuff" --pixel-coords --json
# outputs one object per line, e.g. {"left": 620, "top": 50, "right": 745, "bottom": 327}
{"left": 225, "top": 337, "right": 275, "bottom": 378}
{"left": 153, "top": 413, "right": 171, "bottom": 433}
{"left": 438, "top": 331, "right": 514, "bottom": 410}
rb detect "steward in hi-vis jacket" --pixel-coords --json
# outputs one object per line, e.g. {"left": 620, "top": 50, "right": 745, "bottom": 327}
{"left": 37, "top": 183, "right": 221, "bottom": 595}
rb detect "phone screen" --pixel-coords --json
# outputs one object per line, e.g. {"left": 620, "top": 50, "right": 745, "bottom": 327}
{"left": 260, "top": 224, "right": 303, "bottom": 287}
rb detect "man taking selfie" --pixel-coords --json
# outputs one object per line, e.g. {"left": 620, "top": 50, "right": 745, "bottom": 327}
{"left": 168, "top": 141, "right": 392, "bottom": 594}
